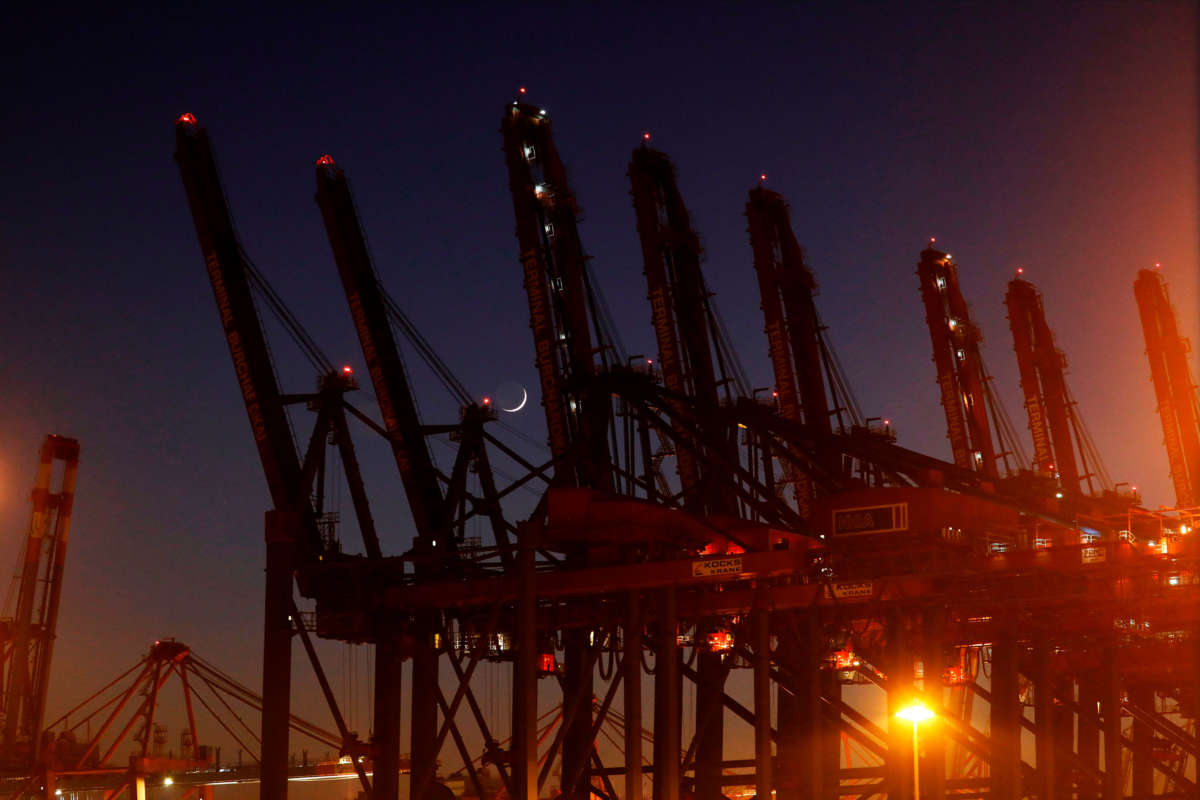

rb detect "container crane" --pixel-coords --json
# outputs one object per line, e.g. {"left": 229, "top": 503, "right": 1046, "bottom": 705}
{"left": 628, "top": 145, "right": 745, "bottom": 800}
{"left": 501, "top": 99, "right": 617, "bottom": 800}
{"left": 314, "top": 154, "right": 464, "bottom": 800}
{"left": 1005, "top": 275, "right": 1109, "bottom": 496}
{"left": 1134, "top": 267, "right": 1200, "bottom": 509}
{"left": 174, "top": 113, "right": 327, "bottom": 800}
{"left": 0, "top": 435, "right": 79, "bottom": 770}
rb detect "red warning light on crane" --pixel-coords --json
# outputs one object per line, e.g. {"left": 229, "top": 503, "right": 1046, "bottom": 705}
{"left": 643, "top": 132, "right": 651, "bottom": 142}
{"left": 317, "top": 154, "right": 336, "bottom": 167}
{"left": 342, "top": 365, "right": 353, "bottom": 375}
{"left": 482, "top": 396, "right": 492, "bottom": 406}
{"left": 177, "top": 113, "right": 197, "bottom": 125}
{"left": 519, "top": 87, "right": 527, "bottom": 95}
{"left": 1016, "top": 267, "right": 1024, "bottom": 275}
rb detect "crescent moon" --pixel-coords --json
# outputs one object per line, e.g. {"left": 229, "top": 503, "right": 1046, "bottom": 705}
{"left": 502, "top": 386, "right": 528, "bottom": 413}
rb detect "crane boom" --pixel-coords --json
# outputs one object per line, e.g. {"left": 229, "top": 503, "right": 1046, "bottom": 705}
{"left": 1005, "top": 277, "right": 1086, "bottom": 493}
{"left": 314, "top": 156, "right": 449, "bottom": 554}
{"left": 917, "top": 247, "right": 998, "bottom": 478}
{"left": 174, "top": 114, "right": 315, "bottom": 529}
{"left": 501, "top": 101, "right": 612, "bottom": 490}
{"left": 1134, "top": 268, "right": 1200, "bottom": 508}
{"left": 0, "top": 435, "right": 79, "bottom": 769}
{"left": 628, "top": 146, "right": 724, "bottom": 513}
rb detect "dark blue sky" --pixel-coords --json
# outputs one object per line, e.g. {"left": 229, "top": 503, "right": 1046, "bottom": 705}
{"left": 1, "top": 2, "right": 1196, "bottom": 756}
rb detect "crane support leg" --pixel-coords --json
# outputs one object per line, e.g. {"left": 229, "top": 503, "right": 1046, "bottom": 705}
{"left": 990, "top": 628, "right": 1021, "bottom": 800}
{"left": 373, "top": 637, "right": 403, "bottom": 800}
{"left": 820, "top": 669, "right": 841, "bottom": 800}
{"left": 624, "top": 594, "right": 643, "bottom": 800}
{"left": 886, "top": 610, "right": 915, "bottom": 800}
{"left": 1078, "top": 673, "right": 1101, "bottom": 800}
{"left": 751, "top": 600, "right": 772, "bottom": 800}
{"left": 513, "top": 533, "right": 538, "bottom": 800}
{"left": 1033, "top": 631, "right": 1057, "bottom": 800}
{"left": 562, "top": 626, "right": 594, "bottom": 800}
{"left": 921, "top": 611, "right": 946, "bottom": 800}
{"left": 776, "top": 611, "right": 823, "bottom": 800}
{"left": 1052, "top": 675, "right": 1075, "bottom": 800}
{"left": 410, "top": 614, "right": 439, "bottom": 800}
{"left": 695, "top": 624, "right": 726, "bottom": 800}
{"left": 1101, "top": 654, "right": 1122, "bottom": 800}
{"left": 653, "top": 589, "right": 680, "bottom": 800}
{"left": 1130, "top": 684, "right": 1154, "bottom": 800}
{"left": 261, "top": 510, "right": 297, "bottom": 800}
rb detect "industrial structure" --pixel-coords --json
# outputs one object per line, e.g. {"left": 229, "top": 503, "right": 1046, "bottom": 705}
{"left": 161, "top": 99, "right": 1200, "bottom": 800}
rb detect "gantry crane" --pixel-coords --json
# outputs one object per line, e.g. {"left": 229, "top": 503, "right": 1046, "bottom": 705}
{"left": 0, "top": 435, "right": 79, "bottom": 770}
{"left": 1134, "top": 267, "right": 1200, "bottom": 509}
{"left": 175, "top": 114, "right": 348, "bottom": 800}
{"left": 1005, "top": 275, "right": 1109, "bottom": 496}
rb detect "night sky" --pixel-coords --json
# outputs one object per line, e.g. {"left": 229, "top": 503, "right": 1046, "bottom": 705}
{"left": 2, "top": 2, "right": 1197, "bottom": 765}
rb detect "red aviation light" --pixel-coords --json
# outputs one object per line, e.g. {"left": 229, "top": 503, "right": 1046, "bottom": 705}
{"left": 316, "top": 154, "right": 336, "bottom": 166}
{"left": 1016, "top": 266, "right": 1024, "bottom": 275}
{"left": 519, "top": 86, "right": 527, "bottom": 94}
{"left": 481, "top": 396, "right": 491, "bottom": 406}
{"left": 759, "top": 173, "right": 767, "bottom": 182}
{"left": 642, "top": 132, "right": 651, "bottom": 142}
{"left": 177, "top": 113, "right": 197, "bottom": 125}
{"left": 1154, "top": 262, "right": 1162, "bottom": 269}
{"left": 342, "top": 365, "right": 353, "bottom": 375}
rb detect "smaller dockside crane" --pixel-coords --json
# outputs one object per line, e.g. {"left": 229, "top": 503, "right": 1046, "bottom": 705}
{"left": 0, "top": 435, "right": 79, "bottom": 770}
{"left": 1134, "top": 267, "right": 1200, "bottom": 509}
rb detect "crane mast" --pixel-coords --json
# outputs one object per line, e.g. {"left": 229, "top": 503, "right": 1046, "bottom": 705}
{"left": 314, "top": 156, "right": 449, "bottom": 556}
{"left": 917, "top": 247, "right": 998, "bottom": 478}
{"left": 0, "top": 435, "right": 79, "bottom": 769}
{"left": 1134, "top": 268, "right": 1200, "bottom": 509}
{"left": 746, "top": 187, "right": 832, "bottom": 435}
{"left": 1005, "top": 277, "right": 1094, "bottom": 494}
{"left": 628, "top": 145, "right": 731, "bottom": 515}
{"left": 501, "top": 101, "right": 612, "bottom": 491}
{"left": 745, "top": 187, "right": 835, "bottom": 516}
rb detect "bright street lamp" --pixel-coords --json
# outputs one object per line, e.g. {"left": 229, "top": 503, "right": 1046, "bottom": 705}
{"left": 896, "top": 701, "right": 935, "bottom": 799}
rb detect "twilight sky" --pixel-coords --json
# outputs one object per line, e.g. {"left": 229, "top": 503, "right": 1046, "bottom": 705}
{"left": 1, "top": 2, "right": 1196, "bottom": 762}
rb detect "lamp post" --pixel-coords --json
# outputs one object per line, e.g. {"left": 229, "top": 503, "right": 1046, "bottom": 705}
{"left": 895, "top": 701, "right": 935, "bottom": 800}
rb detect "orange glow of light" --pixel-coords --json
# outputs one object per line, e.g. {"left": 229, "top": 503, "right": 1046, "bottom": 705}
{"left": 895, "top": 702, "right": 935, "bottom": 723}
{"left": 706, "top": 630, "right": 734, "bottom": 652}
{"left": 1155, "top": 262, "right": 1162, "bottom": 269}
{"left": 177, "top": 113, "right": 197, "bottom": 125}
{"left": 317, "top": 154, "right": 336, "bottom": 166}
{"left": 831, "top": 648, "right": 861, "bottom": 669}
